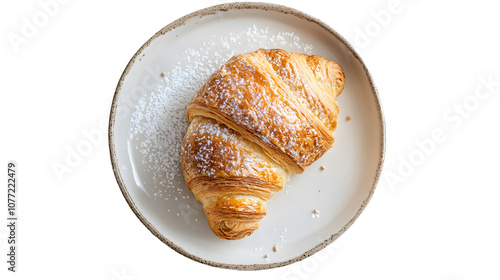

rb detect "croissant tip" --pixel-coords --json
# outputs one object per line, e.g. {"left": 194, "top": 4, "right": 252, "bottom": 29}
{"left": 210, "top": 219, "right": 260, "bottom": 240}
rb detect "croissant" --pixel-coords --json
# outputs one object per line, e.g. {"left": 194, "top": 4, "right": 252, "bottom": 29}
{"left": 181, "top": 49, "right": 345, "bottom": 240}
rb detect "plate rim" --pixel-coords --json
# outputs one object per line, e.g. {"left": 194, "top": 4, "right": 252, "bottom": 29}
{"left": 108, "top": 1, "right": 386, "bottom": 271}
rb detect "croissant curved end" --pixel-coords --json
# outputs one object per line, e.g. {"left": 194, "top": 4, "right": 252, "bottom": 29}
{"left": 208, "top": 219, "right": 260, "bottom": 240}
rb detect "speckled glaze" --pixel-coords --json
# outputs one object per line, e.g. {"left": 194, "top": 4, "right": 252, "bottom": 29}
{"left": 109, "top": 2, "right": 385, "bottom": 270}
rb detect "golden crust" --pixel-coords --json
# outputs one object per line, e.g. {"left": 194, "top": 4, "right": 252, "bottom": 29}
{"left": 181, "top": 49, "right": 344, "bottom": 240}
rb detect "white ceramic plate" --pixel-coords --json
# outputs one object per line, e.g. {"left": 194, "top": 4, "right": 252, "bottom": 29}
{"left": 109, "top": 2, "right": 384, "bottom": 270}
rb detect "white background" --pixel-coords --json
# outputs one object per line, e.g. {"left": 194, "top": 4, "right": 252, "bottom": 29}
{"left": 1, "top": 0, "right": 500, "bottom": 279}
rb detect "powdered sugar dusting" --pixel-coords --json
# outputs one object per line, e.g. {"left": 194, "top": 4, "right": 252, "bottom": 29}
{"left": 128, "top": 25, "right": 314, "bottom": 199}
{"left": 188, "top": 120, "right": 240, "bottom": 177}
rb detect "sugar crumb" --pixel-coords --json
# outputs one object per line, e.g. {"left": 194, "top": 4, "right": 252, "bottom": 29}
{"left": 346, "top": 116, "right": 351, "bottom": 121}
{"left": 312, "top": 209, "right": 320, "bottom": 218}
{"left": 320, "top": 165, "right": 325, "bottom": 170}
{"left": 273, "top": 245, "right": 279, "bottom": 252}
